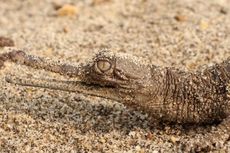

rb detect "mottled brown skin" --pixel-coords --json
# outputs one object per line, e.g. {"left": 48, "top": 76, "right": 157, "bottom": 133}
{"left": 1, "top": 50, "right": 230, "bottom": 151}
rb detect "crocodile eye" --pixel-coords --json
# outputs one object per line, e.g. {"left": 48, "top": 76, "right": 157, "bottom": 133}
{"left": 95, "top": 59, "right": 112, "bottom": 74}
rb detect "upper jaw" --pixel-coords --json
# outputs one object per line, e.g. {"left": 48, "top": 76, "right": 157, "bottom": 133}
{"left": 5, "top": 74, "right": 124, "bottom": 102}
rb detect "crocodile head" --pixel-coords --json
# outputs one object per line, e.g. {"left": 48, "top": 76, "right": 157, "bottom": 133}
{"left": 6, "top": 50, "right": 154, "bottom": 104}
{"left": 82, "top": 51, "right": 150, "bottom": 86}
{"left": 76, "top": 50, "right": 153, "bottom": 102}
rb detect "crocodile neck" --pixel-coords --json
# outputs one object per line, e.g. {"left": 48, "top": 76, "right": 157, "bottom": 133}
{"left": 144, "top": 60, "right": 230, "bottom": 124}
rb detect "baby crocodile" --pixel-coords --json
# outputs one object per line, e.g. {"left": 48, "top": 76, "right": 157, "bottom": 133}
{"left": 0, "top": 50, "right": 230, "bottom": 151}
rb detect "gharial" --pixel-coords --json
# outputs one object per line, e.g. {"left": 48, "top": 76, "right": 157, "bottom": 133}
{"left": 0, "top": 50, "right": 230, "bottom": 151}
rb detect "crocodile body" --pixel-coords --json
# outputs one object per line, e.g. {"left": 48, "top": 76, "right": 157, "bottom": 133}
{"left": 1, "top": 50, "right": 230, "bottom": 151}
{"left": 147, "top": 65, "right": 230, "bottom": 124}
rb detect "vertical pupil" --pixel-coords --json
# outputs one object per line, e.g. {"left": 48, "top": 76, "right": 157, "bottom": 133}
{"left": 97, "top": 60, "right": 111, "bottom": 72}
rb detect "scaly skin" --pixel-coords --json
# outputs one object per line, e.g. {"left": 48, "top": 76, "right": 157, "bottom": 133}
{"left": 1, "top": 50, "right": 230, "bottom": 152}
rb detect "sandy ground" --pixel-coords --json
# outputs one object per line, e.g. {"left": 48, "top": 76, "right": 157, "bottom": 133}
{"left": 0, "top": 0, "right": 230, "bottom": 152}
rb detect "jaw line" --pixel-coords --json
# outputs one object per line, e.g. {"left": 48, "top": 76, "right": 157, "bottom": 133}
{"left": 5, "top": 74, "right": 123, "bottom": 102}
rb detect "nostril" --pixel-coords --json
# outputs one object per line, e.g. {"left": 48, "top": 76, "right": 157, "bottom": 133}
{"left": 0, "top": 36, "right": 14, "bottom": 47}
{"left": 9, "top": 50, "right": 26, "bottom": 63}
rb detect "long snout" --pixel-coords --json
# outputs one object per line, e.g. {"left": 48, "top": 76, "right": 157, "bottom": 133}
{"left": 5, "top": 74, "right": 121, "bottom": 102}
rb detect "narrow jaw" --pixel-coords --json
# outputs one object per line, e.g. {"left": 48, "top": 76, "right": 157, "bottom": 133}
{"left": 5, "top": 74, "right": 129, "bottom": 102}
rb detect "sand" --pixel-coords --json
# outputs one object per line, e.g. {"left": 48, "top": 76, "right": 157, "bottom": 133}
{"left": 0, "top": 0, "right": 230, "bottom": 152}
